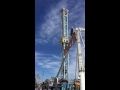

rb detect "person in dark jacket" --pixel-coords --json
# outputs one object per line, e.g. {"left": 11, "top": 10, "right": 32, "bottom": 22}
{"left": 46, "top": 82, "right": 49, "bottom": 90}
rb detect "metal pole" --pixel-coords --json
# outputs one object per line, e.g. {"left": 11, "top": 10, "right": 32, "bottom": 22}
{"left": 42, "top": 71, "right": 44, "bottom": 83}
{"left": 43, "top": 71, "right": 44, "bottom": 81}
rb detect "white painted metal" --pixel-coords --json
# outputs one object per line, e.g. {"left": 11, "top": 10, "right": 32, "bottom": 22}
{"left": 80, "top": 31, "right": 85, "bottom": 49}
{"left": 80, "top": 72, "right": 85, "bottom": 90}
{"left": 76, "top": 28, "right": 85, "bottom": 90}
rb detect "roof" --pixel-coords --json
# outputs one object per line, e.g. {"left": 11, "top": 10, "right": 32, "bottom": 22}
{"left": 58, "top": 79, "right": 68, "bottom": 82}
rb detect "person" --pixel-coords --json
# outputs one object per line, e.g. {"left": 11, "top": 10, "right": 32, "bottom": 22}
{"left": 42, "top": 82, "right": 45, "bottom": 90}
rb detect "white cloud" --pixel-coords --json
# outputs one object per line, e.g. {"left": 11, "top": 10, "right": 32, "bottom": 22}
{"left": 35, "top": 39, "right": 48, "bottom": 45}
{"left": 35, "top": 0, "right": 85, "bottom": 80}
{"left": 35, "top": 52, "right": 63, "bottom": 78}
{"left": 69, "top": 45, "right": 78, "bottom": 78}
{"left": 52, "top": 55, "right": 60, "bottom": 59}
{"left": 68, "top": 0, "right": 85, "bottom": 28}
{"left": 36, "top": 0, "right": 85, "bottom": 45}
{"left": 36, "top": 1, "right": 66, "bottom": 45}
{"left": 38, "top": 62, "right": 44, "bottom": 65}
{"left": 35, "top": 51, "right": 41, "bottom": 56}
{"left": 35, "top": 52, "right": 60, "bottom": 73}
{"left": 35, "top": 33, "right": 85, "bottom": 79}
{"left": 68, "top": 36, "right": 85, "bottom": 79}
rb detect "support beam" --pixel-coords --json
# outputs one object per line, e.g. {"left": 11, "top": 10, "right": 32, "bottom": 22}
{"left": 76, "top": 28, "right": 85, "bottom": 90}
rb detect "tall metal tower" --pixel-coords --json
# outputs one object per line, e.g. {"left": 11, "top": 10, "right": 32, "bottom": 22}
{"left": 60, "top": 8, "right": 69, "bottom": 80}
{"left": 76, "top": 28, "right": 85, "bottom": 90}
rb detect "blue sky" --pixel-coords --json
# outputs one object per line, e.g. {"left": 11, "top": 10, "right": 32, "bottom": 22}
{"left": 35, "top": 0, "right": 85, "bottom": 82}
